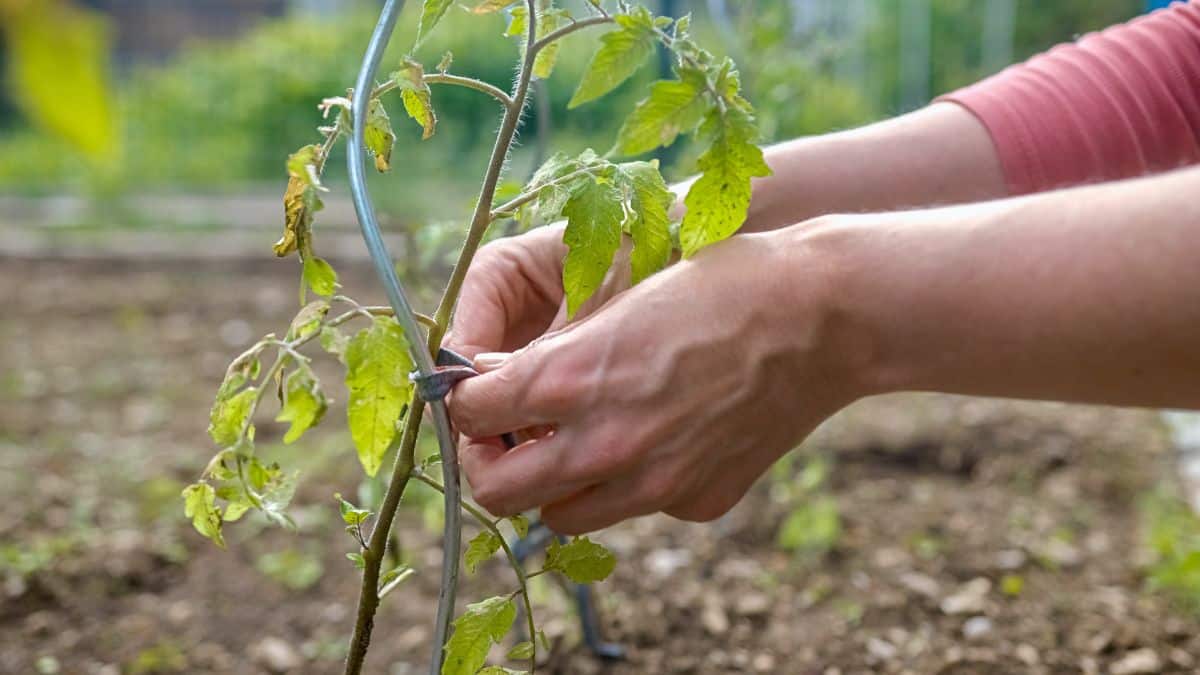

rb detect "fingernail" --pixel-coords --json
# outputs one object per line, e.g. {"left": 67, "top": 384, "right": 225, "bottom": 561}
{"left": 473, "top": 352, "right": 511, "bottom": 371}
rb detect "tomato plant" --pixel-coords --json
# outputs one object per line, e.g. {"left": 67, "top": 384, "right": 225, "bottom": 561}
{"left": 184, "top": 1, "right": 769, "bottom": 673}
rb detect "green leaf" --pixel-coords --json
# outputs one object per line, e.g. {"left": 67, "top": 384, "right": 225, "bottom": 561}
{"left": 506, "top": 641, "right": 535, "bottom": 660}
{"left": 345, "top": 317, "right": 415, "bottom": 476}
{"left": 260, "top": 468, "right": 299, "bottom": 529}
{"left": 544, "top": 536, "right": 616, "bottom": 583}
{"left": 561, "top": 176, "right": 625, "bottom": 317}
{"left": 615, "top": 71, "right": 709, "bottom": 156}
{"left": 286, "top": 144, "right": 323, "bottom": 189}
{"left": 532, "top": 8, "right": 570, "bottom": 79}
{"left": 288, "top": 300, "right": 330, "bottom": 341}
{"left": 182, "top": 482, "right": 225, "bottom": 548}
{"left": 302, "top": 257, "right": 338, "bottom": 297}
{"left": 275, "top": 368, "right": 327, "bottom": 444}
{"left": 346, "top": 552, "right": 366, "bottom": 569}
{"left": 617, "top": 161, "right": 674, "bottom": 284}
{"left": 505, "top": 5, "right": 528, "bottom": 37}
{"left": 380, "top": 564, "right": 412, "bottom": 586}
{"left": 568, "top": 9, "right": 658, "bottom": 108}
{"left": 441, "top": 596, "right": 517, "bottom": 675}
{"left": 337, "top": 493, "right": 371, "bottom": 526}
{"left": 680, "top": 108, "right": 771, "bottom": 257}
{"left": 478, "top": 667, "right": 527, "bottom": 675}
{"left": 465, "top": 530, "right": 502, "bottom": 575}
{"left": 507, "top": 514, "right": 530, "bottom": 539}
{"left": 365, "top": 99, "right": 396, "bottom": 172}
{"left": 393, "top": 59, "right": 437, "bottom": 140}
{"left": 208, "top": 387, "right": 256, "bottom": 447}
{"left": 320, "top": 325, "right": 349, "bottom": 358}
{"left": 417, "top": 0, "right": 454, "bottom": 47}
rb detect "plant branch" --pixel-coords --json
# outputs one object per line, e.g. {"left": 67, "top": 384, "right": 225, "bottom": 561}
{"left": 531, "top": 15, "right": 613, "bottom": 56}
{"left": 374, "top": 73, "right": 514, "bottom": 109}
{"left": 412, "top": 469, "right": 539, "bottom": 671}
{"left": 488, "top": 166, "right": 604, "bottom": 220}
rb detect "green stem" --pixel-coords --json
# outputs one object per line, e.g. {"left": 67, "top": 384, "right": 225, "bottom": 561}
{"left": 488, "top": 166, "right": 606, "bottom": 220}
{"left": 530, "top": 15, "right": 612, "bottom": 55}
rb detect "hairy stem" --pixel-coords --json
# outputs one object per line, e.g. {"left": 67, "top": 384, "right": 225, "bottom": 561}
{"left": 530, "top": 15, "right": 613, "bottom": 55}
{"left": 373, "top": 72, "right": 514, "bottom": 108}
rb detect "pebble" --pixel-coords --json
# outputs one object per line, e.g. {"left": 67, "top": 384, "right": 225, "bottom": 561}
{"left": 940, "top": 577, "right": 991, "bottom": 615}
{"left": 866, "top": 637, "right": 898, "bottom": 661}
{"left": 644, "top": 548, "right": 693, "bottom": 578}
{"left": 1110, "top": 648, "right": 1162, "bottom": 675}
{"left": 752, "top": 653, "right": 776, "bottom": 672}
{"left": 1015, "top": 643, "right": 1040, "bottom": 666}
{"left": 735, "top": 592, "right": 772, "bottom": 618}
{"left": 701, "top": 601, "right": 730, "bottom": 636}
{"left": 962, "top": 616, "right": 993, "bottom": 641}
{"left": 251, "top": 637, "right": 302, "bottom": 673}
{"left": 994, "top": 549, "right": 1027, "bottom": 570}
{"left": 898, "top": 572, "right": 941, "bottom": 599}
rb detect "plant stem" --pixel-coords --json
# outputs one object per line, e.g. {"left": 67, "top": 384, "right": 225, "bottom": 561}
{"left": 530, "top": 15, "right": 613, "bottom": 55}
{"left": 373, "top": 73, "right": 514, "bottom": 108}
{"left": 412, "top": 469, "right": 539, "bottom": 671}
{"left": 488, "top": 166, "right": 604, "bottom": 220}
{"left": 345, "top": 2, "right": 542, "bottom": 673}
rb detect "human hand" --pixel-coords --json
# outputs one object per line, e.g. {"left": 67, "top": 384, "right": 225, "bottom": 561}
{"left": 449, "top": 226, "right": 867, "bottom": 534}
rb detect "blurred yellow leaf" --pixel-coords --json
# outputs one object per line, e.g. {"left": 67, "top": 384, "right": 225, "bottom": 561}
{"left": 2, "top": 0, "right": 117, "bottom": 160}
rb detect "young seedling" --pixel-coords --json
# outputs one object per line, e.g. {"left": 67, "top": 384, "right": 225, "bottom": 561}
{"left": 185, "top": 2, "right": 769, "bottom": 674}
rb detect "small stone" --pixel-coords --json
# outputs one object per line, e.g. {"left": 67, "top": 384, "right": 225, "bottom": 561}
{"left": 701, "top": 601, "right": 730, "bottom": 636}
{"left": 899, "top": 572, "right": 941, "bottom": 599}
{"left": 752, "top": 653, "right": 776, "bottom": 672}
{"left": 940, "top": 577, "right": 991, "bottom": 615}
{"left": 962, "top": 616, "right": 993, "bottom": 641}
{"left": 867, "top": 637, "right": 898, "bottom": 662}
{"left": 1169, "top": 648, "right": 1194, "bottom": 668}
{"left": 1015, "top": 644, "right": 1039, "bottom": 666}
{"left": 1040, "top": 539, "right": 1082, "bottom": 567}
{"left": 644, "top": 548, "right": 692, "bottom": 579}
{"left": 251, "top": 637, "right": 302, "bottom": 673}
{"left": 735, "top": 593, "right": 772, "bottom": 618}
{"left": 994, "top": 549, "right": 1027, "bottom": 570}
{"left": 1110, "top": 648, "right": 1162, "bottom": 675}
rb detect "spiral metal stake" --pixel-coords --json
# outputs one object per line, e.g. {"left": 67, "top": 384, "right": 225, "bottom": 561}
{"left": 347, "top": 1, "right": 462, "bottom": 673}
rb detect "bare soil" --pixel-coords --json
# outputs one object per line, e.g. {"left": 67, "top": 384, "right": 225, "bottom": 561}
{"left": 1, "top": 255, "right": 1197, "bottom": 675}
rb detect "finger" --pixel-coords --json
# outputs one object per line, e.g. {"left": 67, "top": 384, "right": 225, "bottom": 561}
{"left": 540, "top": 478, "right": 659, "bottom": 535}
{"left": 463, "top": 432, "right": 597, "bottom": 517}
{"left": 448, "top": 339, "right": 579, "bottom": 438}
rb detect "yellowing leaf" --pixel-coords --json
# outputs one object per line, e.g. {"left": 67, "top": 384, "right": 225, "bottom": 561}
{"left": 275, "top": 368, "right": 327, "bottom": 444}
{"left": 288, "top": 300, "right": 330, "bottom": 342}
{"left": 365, "top": 99, "right": 396, "bottom": 172}
{"left": 4, "top": 1, "right": 116, "bottom": 160}
{"left": 393, "top": 59, "right": 437, "bottom": 140}
{"left": 532, "top": 8, "right": 570, "bottom": 79}
{"left": 345, "top": 317, "right": 414, "bottom": 476}
{"left": 615, "top": 71, "right": 709, "bottom": 156}
{"left": 618, "top": 161, "right": 674, "bottom": 284}
{"left": 182, "top": 482, "right": 225, "bottom": 548}
{"left": 442, "top": 596, "right": 517, "bottom": 675}
{"left": 507, "top": 514, "right": 530, "bottom": 539}
{"left": 568, "top": 9, "right": 657, "bottom": 108}
{"left": 561, "top": 176, "right": 625, "bottom": 318}
{"left": 680, "top": 109, "right": 771, "bottom": 257}
{"left": 471, "top": 0, "right": 515, "bottom": 13}
{"left": 545, "top": 536, "right": 615, "bottom": 583}
{"left": 465, "top": 531, "right": 502, "bottom": 574}
{"left": 275, "top": 166, "right": 324, "bottom": 258}
{"left": 208, "top": 387, "right": 257, "bottom": 448}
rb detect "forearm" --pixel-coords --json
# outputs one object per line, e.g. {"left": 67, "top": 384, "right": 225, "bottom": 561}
{"left": 802, "top": 165, "right": 1200, "bottom": 409}
{"left": 726, "top": 102, "right": 1006, "bottom": 233}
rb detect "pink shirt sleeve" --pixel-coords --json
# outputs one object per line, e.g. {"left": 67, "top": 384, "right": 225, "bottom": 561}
{"left": 939, "top": 0, "right": 1200, "bottom": 195}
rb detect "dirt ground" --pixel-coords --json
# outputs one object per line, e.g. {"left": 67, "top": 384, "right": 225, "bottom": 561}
{"left": 2, "top": 254, "right": 1198, "bottom": 675}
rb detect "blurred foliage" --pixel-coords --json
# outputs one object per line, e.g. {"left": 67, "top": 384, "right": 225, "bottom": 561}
{"left": 0, "top": 0, "right": 117, "bottom": 160}
{"left": 864, "top": 0, "right": 1141, "bottom": 113}
{"left": 0, "top": 0, "right": 1146, "bottom": 198}
{"left": 1141, "top": 489, "right": 1200, "bottom": 612}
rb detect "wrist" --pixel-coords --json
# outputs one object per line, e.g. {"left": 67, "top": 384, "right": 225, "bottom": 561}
{"left": 760, "top": 218, "right": 890, "bottom": 403}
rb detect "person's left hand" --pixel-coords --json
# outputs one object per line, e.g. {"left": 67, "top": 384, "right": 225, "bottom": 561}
{"left": 449, "top": 226, "right": 867, "bottom": 534}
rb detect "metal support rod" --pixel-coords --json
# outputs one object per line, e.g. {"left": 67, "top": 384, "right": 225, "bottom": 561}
{"left": 347, "top": 1, "right": 462, "bottom": 672}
